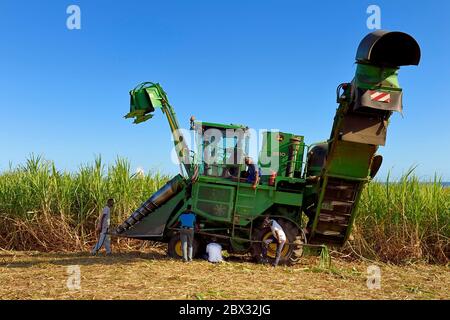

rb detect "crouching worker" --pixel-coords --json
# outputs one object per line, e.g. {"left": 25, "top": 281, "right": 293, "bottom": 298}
{"left": 262, "top": 216, "right": 287, "bottom": 267}
{"left": 91, "top": 198, "right": 114, "bottom": 256}
{"left": 178, "top": 205, "right": 196, "bottom": 262}
{"left": 206, "top": 237, "right": 223, "bottom": 263}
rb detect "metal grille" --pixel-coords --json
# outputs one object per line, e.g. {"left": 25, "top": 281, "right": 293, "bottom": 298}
{"left": 198, "top": 186, "right": 231, "bottom": 202}
{"left": 196, "top": 201, "right": 230, "bottom": 218}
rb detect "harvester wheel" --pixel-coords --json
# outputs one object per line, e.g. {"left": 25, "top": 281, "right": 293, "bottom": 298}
{"left": 167, "top": 232, "right": 199, "bottom": 260}
{"left": 250, "top": 219, "right": 299, "bottom": 266}
{"left": 289, "top": 228, "right": 307, "bottom": 264}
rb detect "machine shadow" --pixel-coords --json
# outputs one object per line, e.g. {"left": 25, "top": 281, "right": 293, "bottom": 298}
{"left": 0, "top": 250, "right": 254, "bottom": 269}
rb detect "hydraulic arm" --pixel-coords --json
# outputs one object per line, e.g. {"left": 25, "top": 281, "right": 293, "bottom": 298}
{"left": 125, "top": 82, "right": 192, "bottom": 177}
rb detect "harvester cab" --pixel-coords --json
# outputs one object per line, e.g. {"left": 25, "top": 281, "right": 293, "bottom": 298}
{"left": 114, "top": 30, "right": 420, "bottom": 264}
{"left": 189, "top": 120, "right": 250, "bottom": 179}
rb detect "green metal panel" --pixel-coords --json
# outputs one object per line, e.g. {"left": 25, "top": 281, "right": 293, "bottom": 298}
{"left": 274, "top": 191, "right": 303, "bottom": 206}
{"left": 326, "top": 141, "right": 375, "bottom": 179}
{"left": 144, "top": 87, "right": 164, "bottom": 109}
{"left": 259, "top": 131, "right": 305, "bottom": 177}
{"left": 355, "top": 64, "right": 400, "bottom": 90}
{"left": 192, "top": 182, "right": 235, "bottom": 222}
{"left": 235, "top": 185, "right": 271, "bottom": 218}
{"left": 235, "top": 187, "right": 256, "bottom": 216}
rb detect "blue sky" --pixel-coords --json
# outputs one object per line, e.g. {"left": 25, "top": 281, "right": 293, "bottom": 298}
{"left": 0, "top": 0, "right": 449, "bottom": 181}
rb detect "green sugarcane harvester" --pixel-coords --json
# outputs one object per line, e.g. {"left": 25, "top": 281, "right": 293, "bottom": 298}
{"left": 113, "top": 31, "right": 420, "bottom": 264}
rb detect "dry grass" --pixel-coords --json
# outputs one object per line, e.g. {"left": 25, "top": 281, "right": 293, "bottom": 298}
{"left": 0, "top": 248, "right": 448, "bottom": 300}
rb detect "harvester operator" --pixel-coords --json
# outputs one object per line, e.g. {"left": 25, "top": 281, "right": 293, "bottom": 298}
{"left": 178, "top": 205, "right": 197, "bottom": 262}
{"left": 262, "top": 216, "right": 287, "bottom": 267}
{"left": 244, "top": 156, "right": 260, "bottom": 190}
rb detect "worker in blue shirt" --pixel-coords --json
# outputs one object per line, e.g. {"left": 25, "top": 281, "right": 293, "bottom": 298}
{"left": 245, "top": 157, "right": 260, "bottom": 190}
{"left": 178, "top": 205, "right": 197, "bottom": 262}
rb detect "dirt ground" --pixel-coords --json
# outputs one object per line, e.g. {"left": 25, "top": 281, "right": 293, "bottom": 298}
{"left": 0, "top": 248, "right": 448, "bottom": 300}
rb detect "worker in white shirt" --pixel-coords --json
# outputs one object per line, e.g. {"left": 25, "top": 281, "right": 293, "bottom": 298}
{"left": 262, "top": 216, "right": 287, "bottom": 267}
{"left": 91, "top": 198, "right": 114, "bottom": 256}
{"left": 205, "top": 237, "right": 223, "bottom": 263}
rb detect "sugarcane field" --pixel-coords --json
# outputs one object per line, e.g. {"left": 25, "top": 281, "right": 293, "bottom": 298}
{"left": 0, "top": 0, "right": 449, "bottom": 310}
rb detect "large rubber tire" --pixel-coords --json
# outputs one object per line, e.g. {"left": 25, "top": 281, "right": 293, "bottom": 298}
{"left": 250, "top": 219, "right": 299, "bottom": 266}
{"left": 167, "top": 232, "right": 199, "bottom": 259}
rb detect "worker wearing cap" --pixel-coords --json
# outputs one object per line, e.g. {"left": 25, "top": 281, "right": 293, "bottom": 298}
{"left": 262, "top": 216, "right": 287, "bottom": 266}
{"left": 92, "top": 198, "right": 114, "bottom": 256}
{"left": 178, "top": 205, "right": 196, "bottom": 262}
{"left": 244, "top": 157, "right": 260, "bottom": 190}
